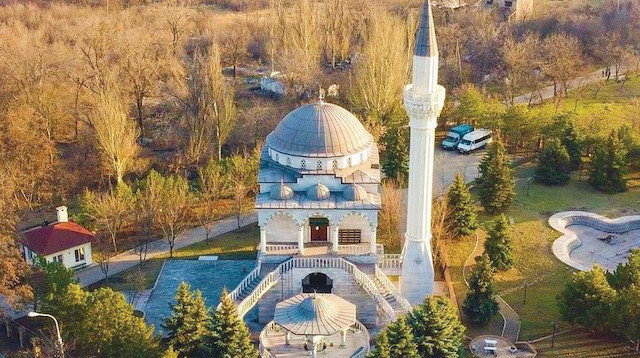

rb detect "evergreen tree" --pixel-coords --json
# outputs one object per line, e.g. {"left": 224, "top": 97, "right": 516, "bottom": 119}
{"left": 407, "top": 296, "right": 465, "bottom": 358}
{"left": 462, "top": 254, "right": 499, "bottom": 324}
{"left": 561, "top": 119, "right": 582, "bottom": 171}
{"left": 607, "top": 249, "right": 640, "bottom": 290}
{"left": 446, "top": 173, "right": 478, "bottom": 237}
{"left": 386, "top": 316, "right": 419, "bottom": 358}
{"left": 613, "top": 284, "right": 640, "bottom": 352}
{"left": 534, "top": 139, "right": 571, "bottom": 185}
{"left": 368, "top": 330, "right": 391, "bottom": 358}
{"left": 484, "top": 215, "right": 513, "bottom": 270}
{"left": 163, "top": 346, "right": 179, "bottom": 358}
{"left": 382, "top": 123, "right": 409, "bottom": 181}
{"left": 589, "top": 131, "right": 628, "bottom": 193}
{"left": 557, "top": 265, "right": 617, "bottom": 331}
{"left": 200, "top": 289, "right": 257, "bottom": 358}
{"left": 477, "top": 142, "right": 515, "bottom": 214}
{"left": 29, "top": 257, "right": 76, "bottom": 312}
{"left": 163, "top": 282, "right": 210, "bottom": 358}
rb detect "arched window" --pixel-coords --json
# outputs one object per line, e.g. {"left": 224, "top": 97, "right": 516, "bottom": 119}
{"left": 360, "top": 153, "right": 364, "bottom": 162}
{"left": 317, "top": 160, "right": 322, "bottom": 170}
{"left": 301, "top": 159, "right": 306, "bottom": 169}
{"left": 275, "top": 153, "right": 279, "bottom": 162}
{"left": 332, "top": 160, "right": 338, "bottom": 169}
{"left": 348, "top": 157, "right": 352, "bottom": 166}
{"left": 286, "top": 157, "right": 291, "bottom": 166}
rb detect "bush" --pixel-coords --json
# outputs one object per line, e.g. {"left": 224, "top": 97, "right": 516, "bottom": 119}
{"left": 534, "top": 139, "right": 571, "bottom": 185}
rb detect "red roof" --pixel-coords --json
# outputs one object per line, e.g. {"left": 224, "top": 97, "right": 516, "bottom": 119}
{"left": 21, "top": 221, "right": 95, "bottom": 256}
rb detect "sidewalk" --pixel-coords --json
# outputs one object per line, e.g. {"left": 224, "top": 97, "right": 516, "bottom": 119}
{"left": 75, "top": 212, "right": 258, "bottom": 287}
{"left": 513, "top": 64, "right": 636, "bottom": 105}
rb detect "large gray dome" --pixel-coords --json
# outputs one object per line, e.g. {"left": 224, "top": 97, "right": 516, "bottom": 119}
{"left": 266, "top": 102, "right": 373, "bottom": 158}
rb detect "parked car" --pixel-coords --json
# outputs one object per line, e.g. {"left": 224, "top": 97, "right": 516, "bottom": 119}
{"left": 457, "top": 128, "right": 493, "bottom": 154}
{"left": 441, "top": 124, "right": 474, "bottom": 150}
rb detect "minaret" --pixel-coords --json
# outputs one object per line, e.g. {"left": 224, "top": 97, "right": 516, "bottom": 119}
{"left": 400, "top": 0, "right": 446, "bottom": 305}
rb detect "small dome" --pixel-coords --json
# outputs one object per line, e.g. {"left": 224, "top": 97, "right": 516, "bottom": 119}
{"left": 266, "top": 102, "right": 373, "bottom": 158}
{"left": 343, "top": 184, "right": 368, "bottom": 201}
{"left": 306, "top": 183, "right": 330, "bottom": 201}
{"left": 270, "top": 182, "right": 294, "bottom": 200}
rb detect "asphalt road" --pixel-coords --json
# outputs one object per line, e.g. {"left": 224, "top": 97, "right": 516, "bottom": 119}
{"left": 432, "top": 146, "right": 485, "bottom": 197}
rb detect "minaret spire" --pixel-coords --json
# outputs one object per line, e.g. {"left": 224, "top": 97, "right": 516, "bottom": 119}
{"left": 414, "top": 0, "right": 438, "bottom": 58}
{"left": 400, "top": 0, "right": 446, "bottom": 305}
{"left": 411, "top": 0, "right": 440, "bottom": 94}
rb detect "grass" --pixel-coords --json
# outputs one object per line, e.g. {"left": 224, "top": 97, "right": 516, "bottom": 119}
{"left": 535, "top": 328, "right": 640, "bottom": 358}
{"left": 445, "top": 164, "right": 640, "bottom": 341}
{"left": 93, "top": 224, "right": 260, "bottom": 292}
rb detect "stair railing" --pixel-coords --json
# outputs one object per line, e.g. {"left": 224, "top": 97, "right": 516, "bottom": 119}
{"left": 374, "top": 267, "right": 413, "bottom": 313}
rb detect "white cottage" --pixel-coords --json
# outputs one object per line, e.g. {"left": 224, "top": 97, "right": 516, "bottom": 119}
{"left": 256, "top": 101, "right": 381, "bottom": 256}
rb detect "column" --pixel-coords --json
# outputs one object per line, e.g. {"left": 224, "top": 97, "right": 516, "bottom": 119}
{"left": 259, "top": 227, "right": 267, "bottom": 253}
{"left": 298, "top": 225, "right": 305, "bottom": 255}
{"left": 285, "top": 332, "right": 291, "bottom": 347}
{"left": 370, "top": 228, "right": 377, "bottom": 254}
{"left": 332, "top": 225, "right": 339, "bottom": 253}
{"left": 340, "top": 329, "right": 347, "bottom": 348}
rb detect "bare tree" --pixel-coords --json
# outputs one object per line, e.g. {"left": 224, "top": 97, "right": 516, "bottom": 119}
{"left": 91, "top": 87, "right": 140, "bottom": 183}
{"left": 221, "top": 22, "right": 250, "bottom": 78}
{"left": 196, "top": 159, "right": 228, "bottom": 240}
{"left": 80, "top": 182, "right": 135, "bottom": 253}
{"left": 542, "top": 33, "right": 583, "bottom": 99}
{"left": 377, "top": 178, "right": 405, "bottom": 254}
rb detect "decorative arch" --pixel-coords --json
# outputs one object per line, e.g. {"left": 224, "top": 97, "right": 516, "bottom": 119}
{"left": 261, "top": 211, "right": 301, "bottom": 228}
{"left": 337, "top": 211, "right": 375, "bottom": 230}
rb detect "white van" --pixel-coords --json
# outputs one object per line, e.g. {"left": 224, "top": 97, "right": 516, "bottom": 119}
{"left": 457, "top": 129, "right": 493, "bottom": 154}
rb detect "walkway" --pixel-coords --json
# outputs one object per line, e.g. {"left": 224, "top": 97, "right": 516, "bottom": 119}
{"left": 513, "top": 64, "right": 635, "bottom": 105}
{"left": 463, "top": 233, "right": 521, "bottom": 344}
{"left": 74, "top": 212, "right": 258, "bottom": 287}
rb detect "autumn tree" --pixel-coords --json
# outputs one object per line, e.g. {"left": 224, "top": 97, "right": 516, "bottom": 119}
{"left": 196, "top": 159, "right": 229, "bottom": 240}
{"left": 378, "top": 178, "right": 405, "bottom": 253}
{"left": 542, "top": 33, "right": 583, "bottom": 99}
{"left": 80, "top": 182, "right": 135, "bottom": 252}
{"left": 92, "top": 87, "right": 140, "bottom": 183}
{"left": 141, "top": 170, "right": 192, "bottom": 257}
{"left": 221, "top": 22, "right": 250, "bottom": 77}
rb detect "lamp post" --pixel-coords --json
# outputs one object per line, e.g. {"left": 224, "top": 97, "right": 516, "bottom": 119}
{"left": 28, "top": 312, "right": 64, "bottom": 358}
{"left": 551, "top": 321, "right": 558, "bottom": 348}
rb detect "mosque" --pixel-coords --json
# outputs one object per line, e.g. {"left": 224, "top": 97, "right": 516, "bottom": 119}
{"left": 229, "top": 1, "right": 446, "bottom": 356}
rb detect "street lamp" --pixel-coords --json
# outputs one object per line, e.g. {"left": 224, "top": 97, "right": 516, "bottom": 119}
{"left": 28, "top": 311, "right": 64, "bottom": 358}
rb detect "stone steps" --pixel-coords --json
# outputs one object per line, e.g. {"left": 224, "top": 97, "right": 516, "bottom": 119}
{"left": 372, "top": 277, "right": 407, "bottom": 316}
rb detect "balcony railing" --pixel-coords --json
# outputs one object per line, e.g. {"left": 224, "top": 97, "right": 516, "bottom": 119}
{"left": 377, "top": 254, "right": 403, "bottom": 276}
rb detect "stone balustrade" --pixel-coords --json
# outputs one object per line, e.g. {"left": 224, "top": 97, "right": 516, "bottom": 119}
{"left": 374, "top": 267, "right": 412, "bottom": 312}
{"left": 377, "top": 254, "right": 403, "bottom": 276}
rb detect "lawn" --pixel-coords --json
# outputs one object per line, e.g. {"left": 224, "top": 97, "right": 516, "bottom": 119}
{"left": 446, "top": 164, "right": 640, "bottom": 340}
{"left": 94, "top": 224, "right": 260, "bottom": 292}
{"left": 535, "top": 328, "right": 640, "bottom": 358}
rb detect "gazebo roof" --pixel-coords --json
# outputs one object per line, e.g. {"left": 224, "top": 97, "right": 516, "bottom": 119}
{"left": 274, "top": 293, "right": 356, "bottom": 336}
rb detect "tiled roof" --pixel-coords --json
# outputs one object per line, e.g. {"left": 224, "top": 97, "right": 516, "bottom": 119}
{"left": 415, "top": 0, "right": 439, "bottom": 57}
{"left": 21, "top": 221, "right": 94, "bottom": 256}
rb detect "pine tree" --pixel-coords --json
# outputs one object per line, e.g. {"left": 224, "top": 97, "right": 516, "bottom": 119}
{"left": 589, "top": 131, "right": 628, "bottom": 193}
{"left": 557, "top": 265, "right": 617, "bottom": 331}
{"left": 477, "top": 142, "right": 515, "bottom": 214}
{"left": 386, "top": 316, "right": 419, "bottom": 358}
{"left": 462, "top": 254, "right": 499, "bottom": 324}
{"left": 561, "top": 119, "right": 582, "bottom": 171}
{"left": 484, "top": 215, "right": 513, "bottom": 270}
{"left": 162, "top": 346, "right": 179, "bottom": 358}
{"left": 407, "top": 296, "right": 465, "bottom": 358}
{"left": 608, "top": 249, "right": 640, "bottom": 290}
{"left": 368, "top": 330, "right": 391, "bottom": 358}
{"left": 613, "top": 284, "right": 640, "bottom": 352}
{"left": 382, "top": 123, "right": 409, "bottom": 181}
{"left": 200, "top": 289, "right": 257, "bottom": 358}
{"left": 446, "top": 173, "right": 478, "bottom": 237}
{"left": 163, "top": 282, "right": 210, "bottom": 358}
{"left": 534, "top": 139, "right": 571, "bottom": 185}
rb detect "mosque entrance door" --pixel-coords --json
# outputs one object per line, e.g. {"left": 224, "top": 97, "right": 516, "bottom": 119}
{"left": 309, "top": 218, "right": 329, "bottom": 242}
{"left": 302, "top": 273, "right": 333, "bottom": 293}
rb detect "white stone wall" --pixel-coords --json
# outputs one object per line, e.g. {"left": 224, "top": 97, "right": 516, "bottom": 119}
{"left": 265, "top": 214, "right": 299, "bottom": 243}
{"left": 267, "top": 146, "right": 372, "bottom": 171}
{"left": 339, "top": 215, "right": 373, "bottom": 243}
{"left": 23, "top": 242, "right": 93, "bottom": 269}
{"left": 258, "top": 267, "right": 378, "bottom": 325}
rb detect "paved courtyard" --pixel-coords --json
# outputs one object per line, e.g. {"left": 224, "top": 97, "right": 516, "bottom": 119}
{"left": 143, "top": 259, "right": 256, "bottom": 335}
{"left": 564, "top": 225, "right": 640, "bottom": 272}
{"left": 469, "top": 335, "right": 535, "bottom": 358}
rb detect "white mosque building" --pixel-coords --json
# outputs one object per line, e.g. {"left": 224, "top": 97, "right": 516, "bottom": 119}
{"left": 229, "top": 1, "right": 445, "bottom": 357}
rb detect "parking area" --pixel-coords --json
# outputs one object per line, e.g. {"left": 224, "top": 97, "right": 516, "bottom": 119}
{"left": 433, "top": 147, "right": 485, "bottom": 196}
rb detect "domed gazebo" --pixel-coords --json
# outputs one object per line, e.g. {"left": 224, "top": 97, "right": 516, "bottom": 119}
{"left": 256, "top": 101, "right": 382, "bottom": 257}
{"left": 259, "top": 293, "right": 370, "bottom": 358}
